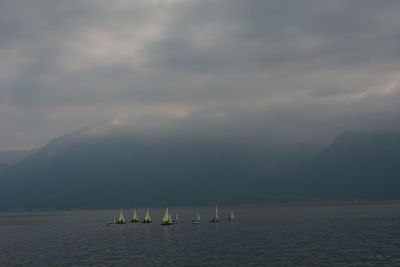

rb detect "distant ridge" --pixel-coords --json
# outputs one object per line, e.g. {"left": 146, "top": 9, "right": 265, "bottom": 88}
{"left": 289, "top": 131, "right": 400, "bottom": 200}
{"left": 0, "top": 129, "right": 399, "bottom": 210}
{"left": 0, "top": 162, "right": 8, "bottom": 178}
{"left": 0, "top": 149, "right": 35, "bottom": 165}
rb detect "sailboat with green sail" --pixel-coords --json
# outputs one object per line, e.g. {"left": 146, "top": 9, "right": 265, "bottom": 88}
{"left": 116, "top": 209, "right": 126, "bottom": 224}
{"left": 161, "top": 207, "right": 174, "bottom": 225}
{"left": 131, "top": 208, "right": 139, "bottom": 223}
{"left": 142, "top": 208, "right": 152, "bottom": 223}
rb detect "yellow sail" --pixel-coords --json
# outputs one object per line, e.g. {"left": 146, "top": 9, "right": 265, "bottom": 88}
{"left": 162, "top": 207, "right": 171, "bottom": 222}
{"left": 131, "top": 208, "right": 138, "bottom": 221}
{"left": 144, "top": 209, "right": 152, "bottom": 221}
{"left": 118, "top": 209, "right": 126, "bottom": 223}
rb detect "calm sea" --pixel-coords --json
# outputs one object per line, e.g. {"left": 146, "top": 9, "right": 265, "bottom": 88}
{"left": 1, "top": 203, "right": 400, "bottom": 266}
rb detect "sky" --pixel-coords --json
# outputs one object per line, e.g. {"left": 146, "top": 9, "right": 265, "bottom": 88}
{"left": 1, "top": 0, "right": 400, "bottom": 150}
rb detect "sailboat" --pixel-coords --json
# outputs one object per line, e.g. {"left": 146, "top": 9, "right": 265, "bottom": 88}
{"left": 131, "top": 208, "right": 139, "bottom": 223}
{"left": 142, "top": 208, "right": 152, "bottom": 223}
{"left": 161, "top": 207, "right": 174, "bottom": 225}
{"left": 116, "top": 209, "right": 126, "bottom": 224}
{"left": 192, "top": 213, "right": 200, "bottom": 224}
{"left": 228, "top": 210, "right": 235, "bottom": 221}
{"left": 173, "top": 213, "right": 179, "bottom": 224}
{"left": 209, "top": 206, "right": 220, "bottom": 223}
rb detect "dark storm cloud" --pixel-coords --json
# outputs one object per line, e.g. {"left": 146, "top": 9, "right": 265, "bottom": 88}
{"left": 0, "top": 0, "right": 400, "bottom": 150}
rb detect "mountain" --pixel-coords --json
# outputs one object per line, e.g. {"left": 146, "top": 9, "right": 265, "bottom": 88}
{"left": 1, "top": 129, "right": 399, "bottom": 210}
{"left": 0, "top": 162, "right": 8, "bottom": 178}
{"left": 288, "top": 131, "right": 400, "bottom": 200}
{"left": 0, "top": 128, "right": 294, "bottom": 210}
{"left": 0, "top": 149, "right": 36, "bottom": 165}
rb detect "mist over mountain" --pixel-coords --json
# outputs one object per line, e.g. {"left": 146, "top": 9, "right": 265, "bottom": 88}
{"left": 0, "top": 149, "right": 36, "bottom": 165}
{"left": 0, "top": 162, "right": 7, "bottom": 178}
{"left": 288, "top": 131, "right": 400, "bottom": 200}
{"left": 0, "top": 128, "right": 399, "bottom": 211}
{"left": 0, "top": 127, "right": 294, "bottom": 210}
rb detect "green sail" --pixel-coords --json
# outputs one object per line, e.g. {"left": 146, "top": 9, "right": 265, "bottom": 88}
{"left": 118, "top": 209, "right": 126, "bottom": 222}
{"left": 162, "top": 208, "right": 172, "bottom": 222}
{"left": 144, "top": 209, "right": 152, "bottom": 221}
{"left": 131, "top": 208, "right": 138, "bottom": 220}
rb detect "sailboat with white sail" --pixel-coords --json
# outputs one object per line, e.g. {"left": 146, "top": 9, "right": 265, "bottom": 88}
{"left": 131, "top": 208, "right": 139, "bottom": 223}
{"left": 142, "top": 208, "right": 152, "bottom": 223}
{"left": 161, "top": 207, "right": 174, "bottom": 225}
{"left": 116, "top": 209, "right": 126, "bottom": 224}
{"left": 228, "top": 210, "right": 234, "bottom": 221}
{"left": 192, "top": 213, "right": 200, "bottom": 224}
{"left": 209, "top": 206, "right": 220, "bottom": 223}
{"left": 173, "top": 213, "right": 179, "bottom": 224}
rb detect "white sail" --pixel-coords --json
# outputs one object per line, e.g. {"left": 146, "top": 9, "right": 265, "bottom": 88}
{"left": 215, "top": 206, "right": 219, "bottom": 220}
{"left": 230, "top": 211, "right": 234, "bottom": 219}
{"left": 131, "top": 208, "right": 138, "bottom": 221}
{"left": 196, "top": 213, "right": 200, "bottom": 220}
{"left": 162, "top": 207, "right": 169, "bottom": 221}
{"left": 143, "top": 208, "right": 152, "bottom": 222}
{"left": 162, "top": 207, "right": 173, "bottom": 223}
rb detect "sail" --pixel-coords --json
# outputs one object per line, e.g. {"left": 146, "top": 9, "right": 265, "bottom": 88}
{"left": 132, "top": 208, "right": 138, "bottom": 220}
{"left": 118, "top": 209, "right": 125, "bottom": 222}
{"left": 144, "top": 208, "right": 152, "bottom": 221}
{"left": 162, "top": 208, "right": 170, "bottom": 222}
{"left": 230, "top": 211, "right": 234, "bottom": 219}
{"left": 215, "top": 206, "right": 219, "bottom": 219}
{"left": 196, "top": 213, "right": 200, "bottom": 220}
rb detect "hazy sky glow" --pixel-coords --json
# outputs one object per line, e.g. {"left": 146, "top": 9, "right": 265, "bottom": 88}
{"left": 1, "top": 0, "right": 400, "bottom": 150}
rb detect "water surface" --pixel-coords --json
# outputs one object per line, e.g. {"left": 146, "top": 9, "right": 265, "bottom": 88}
{"left": 1, "top": 203, "right": 400, "bottom": 266}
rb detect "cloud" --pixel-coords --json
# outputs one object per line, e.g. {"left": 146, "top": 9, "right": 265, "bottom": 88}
{"left": 0, "top": 0, "right": 400, "bottom": 150}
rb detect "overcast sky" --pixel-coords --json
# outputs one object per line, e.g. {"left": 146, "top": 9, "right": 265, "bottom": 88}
{"left": 1, "top": 0, "right": 400, "bottom": 150}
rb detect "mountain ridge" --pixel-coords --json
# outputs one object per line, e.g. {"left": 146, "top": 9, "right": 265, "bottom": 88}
{"left": 0, "top": 129, "right": 399, "bottom": 210}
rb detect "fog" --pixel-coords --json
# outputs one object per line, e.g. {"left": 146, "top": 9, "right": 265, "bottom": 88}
{"left": 1, "top": 0, "right": 399, "bottom": 150}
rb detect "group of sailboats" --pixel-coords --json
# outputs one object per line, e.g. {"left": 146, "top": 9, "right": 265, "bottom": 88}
{"left": 109, "top": 206, "right": 234, "bottom": 226}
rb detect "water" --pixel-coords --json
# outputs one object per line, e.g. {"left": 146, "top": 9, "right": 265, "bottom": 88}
{"left": 1, "top": 203, "right": 400, "bottom": 266}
